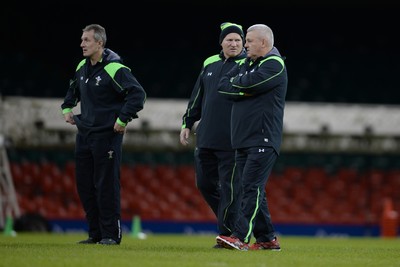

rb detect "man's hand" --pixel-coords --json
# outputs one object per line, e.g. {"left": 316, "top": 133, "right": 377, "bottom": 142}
{"left": 114, "top": 122, "right": 126, "bottom": 134}
{"left": 64, "top": 112, "right": 75, "bottom": 125}
{"left": 180, "top": 128, "right": 191, "bottom": 146}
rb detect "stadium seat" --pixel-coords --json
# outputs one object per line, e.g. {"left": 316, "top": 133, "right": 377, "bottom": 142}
{"left": 8, "top": 153, "right": 400, "bottom": 226}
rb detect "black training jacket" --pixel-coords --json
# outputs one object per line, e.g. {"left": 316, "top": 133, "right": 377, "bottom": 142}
{"left": 61, "top": 48, "right": 146, "bottom": 136}
{"left": 218, "top": 47, "right": 288, "bottom": 153}
{"left": 181, "top": 49, "right": 247, "bottom": 150}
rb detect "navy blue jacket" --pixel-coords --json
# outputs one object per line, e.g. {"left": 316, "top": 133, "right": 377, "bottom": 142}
{"left": 218, "top": 47, "right": 288, "bottom": 153}
{"left": 61, "top": 48, "right": 146, "bottom": 136}
{"left": 182, "top": 49, "right": 247, "bottom": 150}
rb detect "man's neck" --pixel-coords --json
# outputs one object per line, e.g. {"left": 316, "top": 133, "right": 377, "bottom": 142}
{"left": 90, "top": 49, "right": 104, "bottom": 65}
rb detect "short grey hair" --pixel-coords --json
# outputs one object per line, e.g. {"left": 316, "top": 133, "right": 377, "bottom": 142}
{"left": 247, "top": 24, "right": 274, "bottom": 47}
{"left": 82, "top": 24, "right": 107, "bottom": 47}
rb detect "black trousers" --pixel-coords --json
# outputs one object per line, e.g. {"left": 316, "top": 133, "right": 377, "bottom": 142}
{"left": 233, "top": 146, "right": 278, "bottom": 243}
{"left": 194, "top": 147, "right": 241, "bottom": 235}
{"left": 75, "top": 132, "right": 123, "bottom": 243}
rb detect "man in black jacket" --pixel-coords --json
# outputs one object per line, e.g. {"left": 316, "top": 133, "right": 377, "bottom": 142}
{"left": 61, "top": 24, "right": 146, "bottom": 245}
{"left": 180, "top": 22, "right": 246, "bottom": 248}
{"left": 216, "top": 24, "right": 288, "bottom": 251}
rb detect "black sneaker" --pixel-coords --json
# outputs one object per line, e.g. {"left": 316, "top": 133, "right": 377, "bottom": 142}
{"left": 98, "top": 238, "right": 118, "bottom": 245}
{"left": 77, "top": 237, "right": 101, "bottom": 244}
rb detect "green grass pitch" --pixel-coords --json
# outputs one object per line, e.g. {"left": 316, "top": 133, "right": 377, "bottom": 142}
{"left": 0, "top": 233, "right": 399, "bottom": 267}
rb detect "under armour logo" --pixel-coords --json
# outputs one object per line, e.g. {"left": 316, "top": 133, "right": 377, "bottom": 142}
{"left": 108, "top": 150, "right": 114, "bottom": 159}
{"left": 207, "top": 72, "right": 212, "bottom": 76}
{"left": 259, "top": 149, "right": 265, "bottom": 152}
{"left": 264, "top": 138, "right": 269, "bottom": 142}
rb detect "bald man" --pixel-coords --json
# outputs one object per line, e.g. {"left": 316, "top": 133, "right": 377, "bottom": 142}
{"left": 216, "top": 24, "right": 288, "bottom": 251}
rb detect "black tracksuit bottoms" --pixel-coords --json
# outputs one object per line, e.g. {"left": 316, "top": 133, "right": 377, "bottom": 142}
{"left": 233, "top": 146, "right": 278, "bottom": 244}
{"left": 194, "top": 147, "right": 241, "bottom": 236}
{"left": 75, "top": 132, "right": 123, "bottom": 243}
